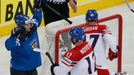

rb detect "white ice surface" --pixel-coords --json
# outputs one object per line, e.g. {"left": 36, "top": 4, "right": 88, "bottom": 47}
{"left": 1, "top": 2, "right": 134, "bottom": 75}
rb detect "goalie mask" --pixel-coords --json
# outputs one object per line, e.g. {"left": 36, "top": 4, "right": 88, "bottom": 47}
{"left": 86, "top": 9, "right": 98, "bottom": 22}
{"left": 69, "top": 27, "right": 86, "bottom": 43}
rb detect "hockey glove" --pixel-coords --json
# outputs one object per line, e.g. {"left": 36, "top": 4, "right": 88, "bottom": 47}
{"left": 50, "top": 64, "right": 59, "bottom": 75}
{"left": 34, "top": 0, "right": 42, "bottom": 10}
{"left": 11, "top": 26, "right": 29, "bottom": 41}
{"left": 41, "top": 0, "right": 47, "bottom": 8}
{"left": 11, "top": 26, "right": 26, "bottom": 39}
{"left": 108, "top": 48, "right": 118, "bottom": 61}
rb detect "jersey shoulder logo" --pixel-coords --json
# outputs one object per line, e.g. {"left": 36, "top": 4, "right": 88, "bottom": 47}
{"left": 31, "top": 41, "right": 38, "bottom": 49}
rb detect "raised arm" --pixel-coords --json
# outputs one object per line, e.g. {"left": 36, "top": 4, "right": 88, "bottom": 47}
{"left": 69, "top": 0, "right": 77, "bottom": 12}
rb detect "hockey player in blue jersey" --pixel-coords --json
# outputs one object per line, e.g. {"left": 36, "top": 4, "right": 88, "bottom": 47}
{"left": 5, "top": 10, "right": 42, "bottom": 75}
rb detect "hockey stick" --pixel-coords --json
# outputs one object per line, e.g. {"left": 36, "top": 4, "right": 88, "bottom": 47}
{"left": 43, "top": 4, "right": 72, "bottom": 24}
{"left": 33, "top": 48, "right": 54, "bottom": 65}
{"left": 124, "top": 0, "right": 134, "bottom": 13}
{"left": 45, "top": 52, "right": 54, "bottom": 65}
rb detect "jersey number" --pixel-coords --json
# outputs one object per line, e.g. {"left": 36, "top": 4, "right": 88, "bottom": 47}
{"left": 85, "top": 53, "right": 96, "bottom": 74}
{"left": 90, "top": 35, "right": 99, "bottom": 49}
{"left": 66, "top": 52, "right": 72, "bottom": 58}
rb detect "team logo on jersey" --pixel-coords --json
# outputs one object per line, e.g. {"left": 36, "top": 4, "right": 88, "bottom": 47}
{"left": 31, "top": 41, "right": 38, "bottom": 48}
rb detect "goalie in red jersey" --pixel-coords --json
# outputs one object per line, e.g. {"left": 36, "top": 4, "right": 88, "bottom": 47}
{"left": 84, "top": 9, "right": 119, "bottom": 75}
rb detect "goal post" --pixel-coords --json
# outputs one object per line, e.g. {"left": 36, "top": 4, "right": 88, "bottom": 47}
{"left": 98, "top": 14, "right": 123, "bottom": 73}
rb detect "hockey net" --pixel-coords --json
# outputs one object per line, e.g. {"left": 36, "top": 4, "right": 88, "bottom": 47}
{"left": 40, "top": 14, "right": 123, "bottom": 75}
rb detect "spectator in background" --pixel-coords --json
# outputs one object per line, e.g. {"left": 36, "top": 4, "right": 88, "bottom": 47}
{"left": 41, "top": 0, "right": 77, "bottom": 25}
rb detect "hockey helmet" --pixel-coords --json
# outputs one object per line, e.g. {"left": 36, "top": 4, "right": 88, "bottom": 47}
{"left": 85, "top": 9, "right": 98, "bottom": 22}
{"left": 14, "top": 14, "right": 30, "bottom": 26}
{"left": 69, "top": 27, "right": 86, "bottom": 41}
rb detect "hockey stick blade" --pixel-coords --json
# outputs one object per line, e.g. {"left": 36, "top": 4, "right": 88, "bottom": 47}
{"left": 45, "top": 52, "right": 54, "bottom": 65}
{"left": 44, "top": 4, "right": 72, "bottom": 24}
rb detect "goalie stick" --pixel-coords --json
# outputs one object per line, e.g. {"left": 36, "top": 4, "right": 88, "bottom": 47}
{"left": 43, "top": 4, "right": 72, "bottom": 24}
{"left": 124, "top": 0, "right": 134, "bottom": 13}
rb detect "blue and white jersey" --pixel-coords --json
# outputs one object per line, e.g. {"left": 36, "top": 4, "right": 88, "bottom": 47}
{"left": 5, "top": 10, "right": 42, "bottom": 71}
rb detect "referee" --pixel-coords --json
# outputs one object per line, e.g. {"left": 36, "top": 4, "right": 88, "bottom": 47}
{"left": 41, "top": 0, "right": 77, "bottom": 25}
{"left": 34, "top": 0, "right": 77, "bottom": 50}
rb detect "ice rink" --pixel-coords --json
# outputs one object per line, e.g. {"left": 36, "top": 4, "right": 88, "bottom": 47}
{"left": 0, "top": 2, "right": 134, "bottom": 75}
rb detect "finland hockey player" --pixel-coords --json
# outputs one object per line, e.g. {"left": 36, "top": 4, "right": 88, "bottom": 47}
{"left": 5, "top": 10, "right": 42, "bottom": 75}
{"left": 50, "top": 28, "right": 97, "bottom": 75}
{"left": 84, "top": 9, "right": 119, "bottom": 75}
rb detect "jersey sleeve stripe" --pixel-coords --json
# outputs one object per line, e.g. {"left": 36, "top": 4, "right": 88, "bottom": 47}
{"left": 61, "top": 61, "right": 75, "bottom": 67}
{"left": 62, "top": 57, "right": 77, "bottom": 67}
